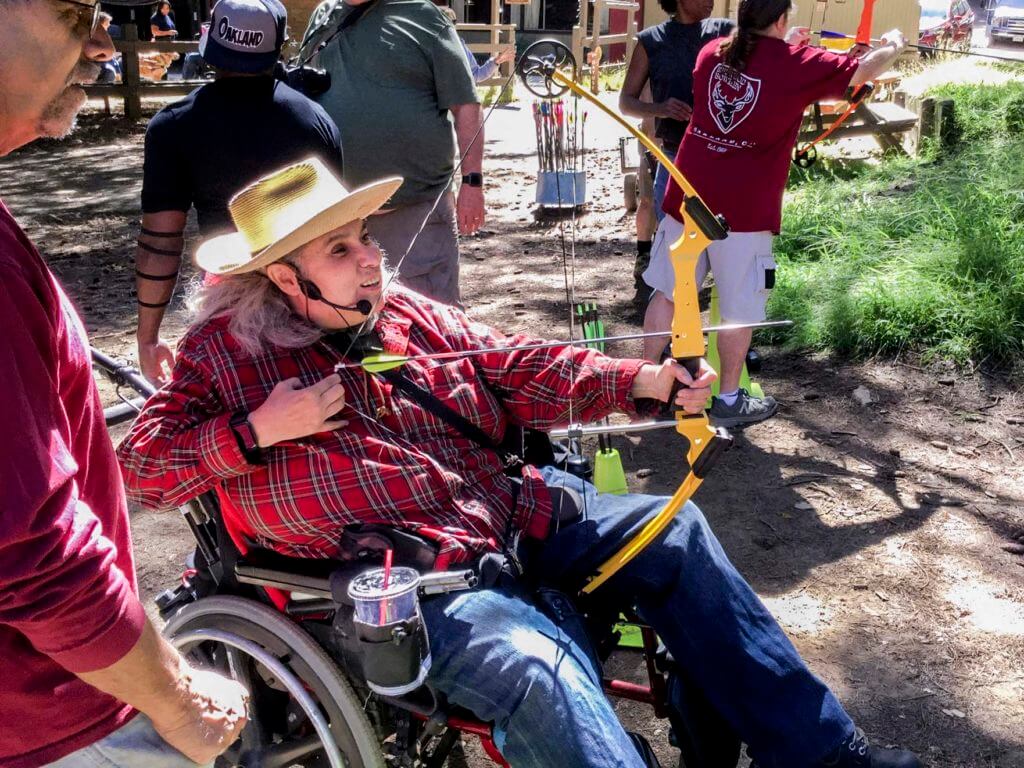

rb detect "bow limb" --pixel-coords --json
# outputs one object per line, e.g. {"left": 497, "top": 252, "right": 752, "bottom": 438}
{"left": 794, "top": 0, "right": 878, "bottom": 168}
{"left": 855, "top": 0, "right": 877, "bottom": 47}
{"left": 548, "top": 70, "right": 732, "bottom": 594}
{"left": 582, "top": 303, "right": 730, "bottom": 592}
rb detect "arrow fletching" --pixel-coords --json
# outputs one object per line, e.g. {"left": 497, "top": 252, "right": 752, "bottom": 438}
{"left": 359, "top": 353, "right": 410, "bottom": 373}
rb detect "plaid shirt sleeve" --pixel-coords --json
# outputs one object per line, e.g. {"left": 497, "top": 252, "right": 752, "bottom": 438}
{"left": 117, "top": 331, "right": 258, "bottom": 511}
{"left": 428, "top": 303, "right": 650, "bottom": 430}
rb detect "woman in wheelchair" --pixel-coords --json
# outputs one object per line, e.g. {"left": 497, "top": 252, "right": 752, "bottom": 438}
{"left": 118, "top": 157, "right": 920, "bottom": 768}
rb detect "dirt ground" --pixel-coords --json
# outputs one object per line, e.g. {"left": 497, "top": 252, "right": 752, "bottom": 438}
{"left": 4, "top": 100, "right": 1023, "bottom": 768}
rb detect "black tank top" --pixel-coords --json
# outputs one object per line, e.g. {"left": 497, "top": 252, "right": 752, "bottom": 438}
{"left": 638, "top": 17, "right": 734, "bottom": 151}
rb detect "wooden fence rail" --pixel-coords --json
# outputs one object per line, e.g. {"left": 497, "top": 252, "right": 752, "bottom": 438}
{"left": 572, "top": 0, "right": 639, "bottom": 91}
{"left": 84, "top": 25, "right": 202, "bottom": 119}
{"left": 456, "top": 22, "right": 517, "bottom": 85}
{"left": 87, "top": 21, "right": 517, "bottom": 117}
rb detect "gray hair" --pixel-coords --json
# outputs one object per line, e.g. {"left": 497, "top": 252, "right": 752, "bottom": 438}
{"left": 188, "top": 269, "right": 324, "bottom": 357}
{"left": 189, "top": 258, "right": 389, "bottom": 356}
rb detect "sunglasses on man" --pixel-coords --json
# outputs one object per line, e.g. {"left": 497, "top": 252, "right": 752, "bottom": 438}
{"left": 54, "top": 0, "right": 102, "bottom": 35}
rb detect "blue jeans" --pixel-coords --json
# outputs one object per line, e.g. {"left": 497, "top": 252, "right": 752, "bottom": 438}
{"left": 43, "top": 714, "right": 206, "bottom": 767}
{"left": 422, "top": 466, "right": 854, "bottom": 768}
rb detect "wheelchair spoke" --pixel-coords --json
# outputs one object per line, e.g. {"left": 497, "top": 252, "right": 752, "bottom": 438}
{"left": 225, "top": 645, "right": 267, "bottom": 751}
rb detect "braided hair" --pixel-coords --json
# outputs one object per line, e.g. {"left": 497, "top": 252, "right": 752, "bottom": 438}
{"left": 718, "top": 0, "right": 792, "bottom": 71}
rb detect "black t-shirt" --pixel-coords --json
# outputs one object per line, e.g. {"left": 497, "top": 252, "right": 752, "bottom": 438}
{"left": 141, "top": 76, "right": 344, "bottom": 236}
{"left": 638, "top": 16, "right": 734, "bottom": 151}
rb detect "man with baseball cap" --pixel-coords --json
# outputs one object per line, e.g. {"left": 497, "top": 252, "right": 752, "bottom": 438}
{"left": 134, "top": 0, "right": 347, "bottom": 384}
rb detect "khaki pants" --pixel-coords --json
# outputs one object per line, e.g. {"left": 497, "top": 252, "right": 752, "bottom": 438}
{"left": 367, "top": 192, "right": 460, "bottom": 305}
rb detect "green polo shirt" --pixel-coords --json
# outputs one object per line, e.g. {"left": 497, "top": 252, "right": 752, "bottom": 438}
{"left": 306, "top": 0, "right": 479, "bottom": 208}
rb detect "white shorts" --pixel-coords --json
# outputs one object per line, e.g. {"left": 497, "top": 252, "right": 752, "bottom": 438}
{"left": 642, "top": 216, "right": 776, "bottom": 323}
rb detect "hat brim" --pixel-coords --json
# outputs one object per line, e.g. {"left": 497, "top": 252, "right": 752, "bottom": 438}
{"left": 195, "top": 177, "right": 402, "bottom": 275}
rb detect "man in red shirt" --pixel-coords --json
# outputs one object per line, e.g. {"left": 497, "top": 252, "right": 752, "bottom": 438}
{"left": 0, "top": 4, "right": 247, "bottom": 767}
{"left": 120, "top": 157, "right": 921, "bottom": 768}
{"left": 643, "top": 0, "right": 904, "bottom": 428}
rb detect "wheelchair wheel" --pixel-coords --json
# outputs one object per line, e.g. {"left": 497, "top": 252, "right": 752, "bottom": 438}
{"left": 164, "top": 596, "right": 385, "bottom": 768}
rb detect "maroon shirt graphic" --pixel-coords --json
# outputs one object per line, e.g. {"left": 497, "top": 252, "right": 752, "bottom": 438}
{"left": 663, "top": 36, "right": 858, "bottom": 233}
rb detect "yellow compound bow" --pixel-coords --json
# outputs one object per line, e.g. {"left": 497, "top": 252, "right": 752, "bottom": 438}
{"left": 518, "top": 42, "right": 734, "bottom": 592}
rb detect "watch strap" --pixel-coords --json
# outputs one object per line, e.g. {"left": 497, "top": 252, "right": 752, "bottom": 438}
{"left": 229, "top": 411, "right": 265, "bottom": 464}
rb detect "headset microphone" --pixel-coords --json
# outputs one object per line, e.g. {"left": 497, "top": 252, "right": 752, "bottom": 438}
{"left": 293, "top": 271, "right": 374, "bottom": 315}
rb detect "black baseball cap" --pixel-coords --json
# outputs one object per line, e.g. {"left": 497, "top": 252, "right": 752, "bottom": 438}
{"left": 199, "top": 0, "right": 287, "bottom": 74}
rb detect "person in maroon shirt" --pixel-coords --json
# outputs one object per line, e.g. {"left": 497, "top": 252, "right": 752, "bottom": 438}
{"left": 121, "top": 157, "right": 921, "bottom": 768}
{"left": 642, "top": 0, "right": 905, "bottom": 428}
{"left": 0, "top": 3, "right": 247, "bottom": 767}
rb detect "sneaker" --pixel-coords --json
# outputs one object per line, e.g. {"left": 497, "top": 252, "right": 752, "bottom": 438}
{"left": 820, "top": 729, "right": 921, "bottom": 768}
{"left": 707, "top": 388, "right": 779, "bottom": 429}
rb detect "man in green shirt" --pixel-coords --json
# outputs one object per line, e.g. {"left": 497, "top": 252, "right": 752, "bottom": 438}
{"left": 302, "top": 0, "right": 485, "bottom": 305}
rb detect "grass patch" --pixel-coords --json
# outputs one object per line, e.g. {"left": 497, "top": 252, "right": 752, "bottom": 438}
{"left": 479, "top": 82, "right": 517, "bottom": 107}
{"left": 598, "top": 63, "right": 628, "bottom": 93}
{"left": 767, "top": 78, "right": 1024, "bottom": 369}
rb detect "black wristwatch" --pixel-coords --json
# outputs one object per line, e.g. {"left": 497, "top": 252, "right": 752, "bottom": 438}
{"left": 229, "top": 411, "right": 265, "bottom": 463}
{"left": 461, "top": 172, "right": 484, "bottom": 188}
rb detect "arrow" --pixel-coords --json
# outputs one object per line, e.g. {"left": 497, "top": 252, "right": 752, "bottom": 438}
{"left": 332, "top": 320, "right": 794, "bottom": 374}
{"left": 818, "top": 28, "right": 1024, "bottom": 63}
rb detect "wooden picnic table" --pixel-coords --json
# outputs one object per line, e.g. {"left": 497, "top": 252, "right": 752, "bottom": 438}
{"left": 798, "top": 71, "right": 919, "bottom": 156}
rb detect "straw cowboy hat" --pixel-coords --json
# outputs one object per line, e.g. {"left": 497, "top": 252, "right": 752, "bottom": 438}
{"left": 195, "top": 157, "right": 402, "bottom": 276}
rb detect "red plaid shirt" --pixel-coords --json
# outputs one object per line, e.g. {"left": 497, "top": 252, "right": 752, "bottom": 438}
{"left": 118, "top": 288, "right": 647, "bottom": 564}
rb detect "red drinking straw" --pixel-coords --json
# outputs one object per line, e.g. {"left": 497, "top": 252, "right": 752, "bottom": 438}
{"left": 380, "top": 549, "right": 393, "bottom": 624}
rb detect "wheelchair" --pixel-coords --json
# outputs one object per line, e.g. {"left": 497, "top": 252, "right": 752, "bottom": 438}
{"left": 93, "top": 347, "right": 741, "bottom": 768}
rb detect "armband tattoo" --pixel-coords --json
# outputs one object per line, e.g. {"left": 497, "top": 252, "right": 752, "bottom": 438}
{"left": 135, "top": 269, "right": 179, "bottom": 281}
{"left": 139, "top": 226, "right": 185, "bottom": 239}
{"left": 137, "top": 240, "right": 184, "bottom": 257}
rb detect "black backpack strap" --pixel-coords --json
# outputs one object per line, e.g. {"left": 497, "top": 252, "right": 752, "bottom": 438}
{"left": 380, "top": 368, "right": 523, "bottom": 470}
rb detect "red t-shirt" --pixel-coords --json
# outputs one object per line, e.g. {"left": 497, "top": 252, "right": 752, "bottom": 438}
{"left": 662, "top": 36, "right": 859, "bottom": 233}
{"left": 0, "top": 202, "right": 146, "bottom": 767}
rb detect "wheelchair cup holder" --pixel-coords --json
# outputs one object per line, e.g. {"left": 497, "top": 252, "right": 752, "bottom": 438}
{"left": 348, "top": 567, "right": 432, "bottom": 696}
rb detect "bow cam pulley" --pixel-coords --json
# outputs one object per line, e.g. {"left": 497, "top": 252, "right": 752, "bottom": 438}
{"left": 516, "top": 39, "right": 577, "bottom": 99}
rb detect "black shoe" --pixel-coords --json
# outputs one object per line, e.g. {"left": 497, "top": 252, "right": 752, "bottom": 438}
{"left": 632, "top": 282, "right": 653, "bottom": 306}
{"left": 820, "top": 729, "right": 921, "bottom": 768}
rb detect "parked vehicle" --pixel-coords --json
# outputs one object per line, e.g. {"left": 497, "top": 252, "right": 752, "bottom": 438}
{"left": 918, "top": 0, "right": 975, "bottom": 53}
{"left": 985, "top": 0, "right": 1024, "bottom": 45}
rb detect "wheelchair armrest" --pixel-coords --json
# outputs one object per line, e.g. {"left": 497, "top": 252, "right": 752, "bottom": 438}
{"left": 234, "top": 549, "right": 340, "bottom": 599}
